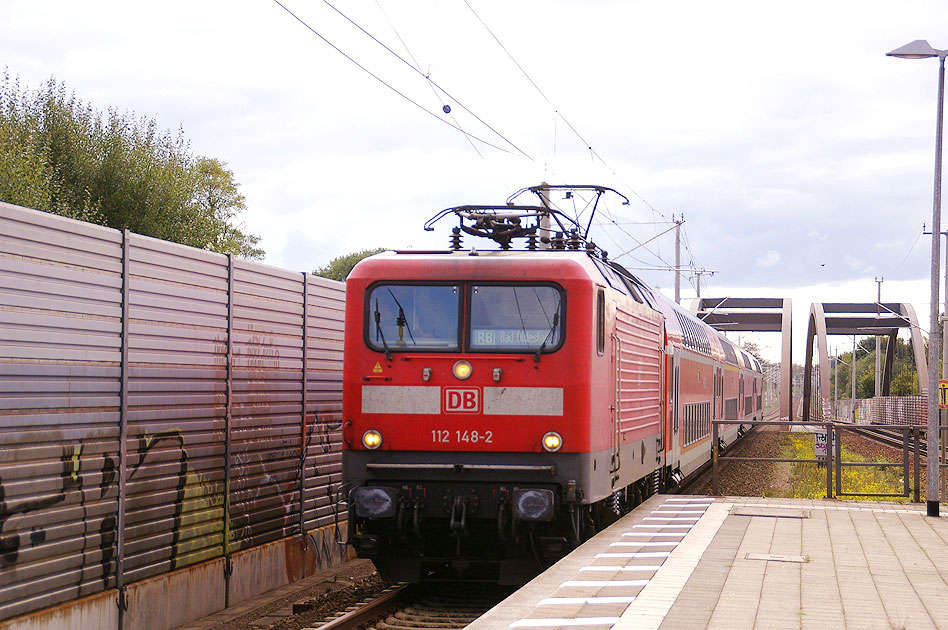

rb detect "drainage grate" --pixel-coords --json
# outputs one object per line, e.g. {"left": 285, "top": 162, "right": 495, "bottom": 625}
{"left": 745, "top": 552, "right": 808, "bottom": 563}
{"left": 730, "top": 507, "right": 809, "bottom": 519}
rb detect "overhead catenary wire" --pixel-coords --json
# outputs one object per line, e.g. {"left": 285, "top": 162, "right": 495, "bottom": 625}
{"left": 611, "top": 222, "right": 679, "bottom": 260}
{"left": 889, "top": 225, "right": 924, "bottom": 276}
{"left": 461, "top": 0, "right": 671, "bottom": 222}
{"left": 591, "top": 214, "right": 677, "bottom": 269}
{"left": 271, "top": 0, "right": 517, "bottom": 155}
{"left": 371, "top": 0, "right": 484, "bottom": 158}
{"left": 316, "top": 0, "right": 533, "bottom": 160}
{"left": 285, "top": 0, "right": 688, "bottom": 274}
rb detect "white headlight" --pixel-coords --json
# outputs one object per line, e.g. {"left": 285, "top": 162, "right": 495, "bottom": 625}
{"left": 542, "top": 431, "right": 563, "bottom": 452}
{"left": 453, "top": 360, "right": 473, "bottom": 380}
{"left": 362, "top": 430, "right": 382, "bottom": 449}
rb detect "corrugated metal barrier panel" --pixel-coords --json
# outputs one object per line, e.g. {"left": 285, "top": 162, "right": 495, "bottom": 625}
{"left": 0, "top": 202, "right": 346, "bottom": 623}
{"left": 0, "top": 204, "right": 123, "bottom": 620}
{"left": 229, "top": 261, "right": 305, "bottom": 551}
{"left": 123, "top": 234, "right": 229, "bottom": 584}
{"left": 302, "top": 276, "right": 345, "bottom": 533}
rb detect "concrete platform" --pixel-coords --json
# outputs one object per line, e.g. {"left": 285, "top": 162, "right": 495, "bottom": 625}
{"left": 466, "top": 495, "right": 948, "bottom": 630}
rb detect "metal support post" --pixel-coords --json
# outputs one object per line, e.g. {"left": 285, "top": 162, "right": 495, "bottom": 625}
{"left": 711, "top": 421, "right": 719, "bottom": 495}
{"left": 224, "top": 254, "right": 235, "bottom": 605}
{"left": 299, "top": 272, "right": 310, "bottom": 575}
{"left": 116, "top": 230, "right": 130, "bottom": 628}
{"left": 826, "top": 423, "right": 833, "bottom": 499}
{"left": 833, "top": 348, "right": 838, "bottom": 419}
{"left": 674, "top": 215, "right": 682, "bottom": 304}
{"left": 903, "top": 427, "right": 911, "bottom": 498}
{"left": 913, "top": 428, "right": 921, "bottom": 502}
{"left": 942, "top": 423, "right": 947, "bottom": 501}
{"left": 875, "top": 277, "right": 883, "bottom": 399}
{"left": 834, "top": 424, "right": 842, "bottom": 498}
{"left": 852, "top": 335, "right": 857, "bottom": 422}
{"left": 929, "top": 55, "right": 946, "bottom": 517}
{"left": 538, "top": 182, "right": 552, "bottom": 249}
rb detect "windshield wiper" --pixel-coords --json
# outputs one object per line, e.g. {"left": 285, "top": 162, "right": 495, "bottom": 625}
{"left": 374, "top": 298, "right": 392, "bottom": 361}
{"left": 387, "top": 289, "right": 415, "bottom": 344}
{"left": 534, "top": 312, "right": 560, "bottom": 363}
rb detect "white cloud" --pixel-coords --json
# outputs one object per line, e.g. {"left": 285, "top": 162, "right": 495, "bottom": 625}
{"left": 755, "top": 250, "right": 781, "bottom": 268}
{"left": 844, "top": 255, "right": 864, "bottom": 271}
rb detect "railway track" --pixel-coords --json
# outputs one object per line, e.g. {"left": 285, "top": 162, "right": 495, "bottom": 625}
{"left": 846, "top": 425, "right": 928, "bottom": 458}
{"left": 309, "top": 583, "right": 513, "bottom": 630}
{"left": 675, "top": 415, "right": 772, "bottom": 494}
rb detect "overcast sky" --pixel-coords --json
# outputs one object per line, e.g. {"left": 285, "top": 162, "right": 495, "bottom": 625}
{"left": 4, "top": 0, "right": 948, "bottom": 361}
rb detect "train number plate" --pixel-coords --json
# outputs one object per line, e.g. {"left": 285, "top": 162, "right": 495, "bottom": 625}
{"left": 431, "top": 429, "right": 493, "bottom": 444}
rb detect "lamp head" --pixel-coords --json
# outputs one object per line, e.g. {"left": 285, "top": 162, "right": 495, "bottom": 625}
{"left": 887, "top": 40, "right": 939, "bottom": 59}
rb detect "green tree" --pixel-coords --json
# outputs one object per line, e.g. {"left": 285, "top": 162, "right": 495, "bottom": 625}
{"left": 313, "top": 248, "right": 387, "bottom": 281}
{"left": 829, "top": 336, "right": 920, "bottom": 398}
{"left": 185, "top": 157, "right": 262, "bottom": 258}
{"left": 0, "top": 72, "right": 262, "bottom": 259}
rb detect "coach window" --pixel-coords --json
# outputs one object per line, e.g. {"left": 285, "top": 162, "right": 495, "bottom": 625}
{"left": 596, "top": 288, "right": 605, "bottom": 355}
{"left": 365, "top": 284, "right": 460, "bottom": 352}
{"left": 469, "top": 284, "right": 564, "bottom": 352}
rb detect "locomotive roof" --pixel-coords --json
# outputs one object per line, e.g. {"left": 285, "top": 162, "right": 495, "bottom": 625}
{"left": 348, "top": 249, "right": 611, "bottom": 281}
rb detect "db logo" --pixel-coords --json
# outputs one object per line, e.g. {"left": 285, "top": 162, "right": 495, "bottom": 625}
{"left": 443, "top": 387, "right": 480, "bottom": 413}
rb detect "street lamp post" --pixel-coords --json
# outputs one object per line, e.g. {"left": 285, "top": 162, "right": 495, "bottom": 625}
{"left": 888, "top": 39, "right": 946, "bottom": 518}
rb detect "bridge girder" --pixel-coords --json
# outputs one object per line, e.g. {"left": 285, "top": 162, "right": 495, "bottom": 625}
{"left": 802, "top": 302, "right": 927, "bottom": 421}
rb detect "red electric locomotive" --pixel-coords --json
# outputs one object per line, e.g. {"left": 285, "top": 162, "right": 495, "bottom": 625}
{"left": 342, "top": 186, "right": 762, "bottom": 584}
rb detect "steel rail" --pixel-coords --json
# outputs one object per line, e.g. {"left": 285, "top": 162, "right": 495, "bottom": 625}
{"left": 315, "top": 584, "right": 417, "bottom": 630}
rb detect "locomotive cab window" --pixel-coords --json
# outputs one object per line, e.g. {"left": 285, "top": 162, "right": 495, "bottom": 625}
{"left": 469, "top": 284, "right": 564, "bottom": 352}
{"left": 366, "top": 284, "right": 460, "bottom": 352}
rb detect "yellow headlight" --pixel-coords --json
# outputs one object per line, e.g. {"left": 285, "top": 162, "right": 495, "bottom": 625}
{"left": 362, "top": 430, "right": 382, "bottom": 449}
{"left": 452, "top": 360, "right": 473, "bottom": 380}
{"left": 542, "top": 431, "right": 562, "bottom": 452}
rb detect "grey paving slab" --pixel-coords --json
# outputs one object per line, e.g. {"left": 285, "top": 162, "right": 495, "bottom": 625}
{"left": 465, "top": 496, "right": 948, "bottom": 630}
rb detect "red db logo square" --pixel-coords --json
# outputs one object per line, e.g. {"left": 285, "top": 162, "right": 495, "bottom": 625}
{"left": 443, "top": 388, "right": 480, "bottom": 413}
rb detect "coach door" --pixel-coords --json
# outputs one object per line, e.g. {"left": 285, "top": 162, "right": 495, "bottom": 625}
{"left": 670, "top": 350, "right": 681, "bottom": 467}
{"left": 739, "top": 376, "right": 744, "bottom": 418}
{"left": 715, "top": 366, "right": 723, "bottom": 420}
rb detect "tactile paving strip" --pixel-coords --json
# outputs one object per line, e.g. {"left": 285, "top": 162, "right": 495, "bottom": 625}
{"left": 508, "top": 497, "right": 721, "bottom": 629}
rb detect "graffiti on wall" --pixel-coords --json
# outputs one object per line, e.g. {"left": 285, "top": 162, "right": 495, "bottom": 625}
{"left": 0, "top": 442, "right": 118, "bottom": 603}
{"left": 0, "top": 410, "right": 343, "bottom": 606}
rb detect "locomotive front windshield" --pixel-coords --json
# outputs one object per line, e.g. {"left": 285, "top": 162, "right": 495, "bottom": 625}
{"left": 469, "top": 285, "right": 562, "bottom": 352}
{"left": 367, "top": 284, "right": 461, "bottom": 351}
{"left": 365, "top": 283, "right": 563, "bottom": 354}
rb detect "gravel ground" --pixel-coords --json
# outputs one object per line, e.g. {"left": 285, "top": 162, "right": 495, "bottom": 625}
{"left": 190, "top": 559, "right": 386, "bottom": 630}
{"left": 685, "top": 427, "right": 785, "bottom": 496}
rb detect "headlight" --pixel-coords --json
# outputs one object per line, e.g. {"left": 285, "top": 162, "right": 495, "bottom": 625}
{"left": 452, "top": 360, "right": 472, "bottom": 380}
{"left": 542, "top": 431, "right": 563, "bottom": 452}
{"left": 352, "top": 486, "right": 398, "bottom": 518}
{"left": 362, "top": 430, "right": 382, "bottom": 449}
{"left": 512, "top": 488, "right": 555, "bottom": 521}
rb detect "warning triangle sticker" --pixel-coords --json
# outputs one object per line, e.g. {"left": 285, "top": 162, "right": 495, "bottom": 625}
{"left": 373, "top": 362, "right": 383, "bottom": 374}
